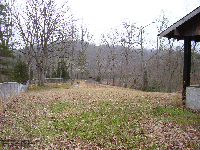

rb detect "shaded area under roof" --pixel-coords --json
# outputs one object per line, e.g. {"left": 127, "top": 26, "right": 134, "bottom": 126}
{"left": 159, "top": 6, "right": 200, "bottom": 42}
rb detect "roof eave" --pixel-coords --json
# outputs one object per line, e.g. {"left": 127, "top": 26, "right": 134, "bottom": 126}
{"left": 158, "top": 6, "right": 200, "bottom": 38}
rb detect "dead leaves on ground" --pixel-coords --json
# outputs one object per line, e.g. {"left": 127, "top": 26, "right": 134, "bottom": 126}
{"left": 0, "top": 85, "right": 199, "bottom": 149}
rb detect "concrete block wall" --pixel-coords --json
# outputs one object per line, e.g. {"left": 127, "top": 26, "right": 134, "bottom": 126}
{"left": 186, "top": 86, "right": 200, "bottom": 110}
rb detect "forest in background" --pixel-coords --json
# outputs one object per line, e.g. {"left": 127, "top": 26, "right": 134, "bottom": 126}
{"left": 1, "top": 0, "right": 200, "bottom": 92}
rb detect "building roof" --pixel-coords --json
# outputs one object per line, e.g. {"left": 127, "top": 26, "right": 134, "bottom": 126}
{"left": 159, "top": 6, "right": 200, "bottom": 42}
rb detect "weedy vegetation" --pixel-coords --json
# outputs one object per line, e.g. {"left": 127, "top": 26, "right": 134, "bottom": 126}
{"left": 0, "top": 83, "right": 199, "bottom": 149}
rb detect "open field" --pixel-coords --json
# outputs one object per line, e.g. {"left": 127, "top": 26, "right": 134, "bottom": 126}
{"left": 0, "top": 83, "right": 199, "bottom": 149}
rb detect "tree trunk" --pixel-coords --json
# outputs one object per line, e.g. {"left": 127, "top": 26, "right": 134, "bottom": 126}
{"left": 40, "top": 68, "right": 45, "bottom": 86}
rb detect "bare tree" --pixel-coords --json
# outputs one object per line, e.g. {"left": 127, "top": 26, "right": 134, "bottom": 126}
{"left": 76, "top": 24, "right": 91, "bottom": 79}
{"left": 191, "top": 41, "right": 200, "bottom": 85}
{"left": 95, "top": 45, "right": 104, "bottom": 83}
{"left": 155, "top": 10, "right": 170, "bottom": 91}
{"left": 14, "top": 0, "right": 71, "bottom": 85}
{"left": 120, "top": 21, "right": 138, "bottom": 88}
{"left": 102, "top": 28, "right": 119, "bottom": 86}
{"left": 68, "top": 23, "right": 78, "bottom": 79}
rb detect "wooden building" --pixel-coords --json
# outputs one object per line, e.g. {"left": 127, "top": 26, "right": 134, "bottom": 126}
{"left": 159, "top": 6, "right": 200, "bottom": 108}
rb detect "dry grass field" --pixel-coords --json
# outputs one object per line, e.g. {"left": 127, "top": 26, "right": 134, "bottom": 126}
{"left": 0, "top": 83, "right": 199, "bottom": 149}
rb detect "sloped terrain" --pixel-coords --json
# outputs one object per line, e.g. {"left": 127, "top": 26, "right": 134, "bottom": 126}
{"left": 0, "top": 84, "right": 199, "bottom": 149}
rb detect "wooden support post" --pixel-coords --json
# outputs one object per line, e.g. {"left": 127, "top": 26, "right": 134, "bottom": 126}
{"left": 182, "top": 37, "right": 191, "bottom": 105}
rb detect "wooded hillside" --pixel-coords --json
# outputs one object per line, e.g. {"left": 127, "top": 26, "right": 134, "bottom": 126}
{"left": 1, "top": 0, "right": 200, "bottom": 92}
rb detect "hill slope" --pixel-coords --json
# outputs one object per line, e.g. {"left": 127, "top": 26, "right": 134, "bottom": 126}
{"left": 0, "top": 84, "right": 199, "bottom": 149}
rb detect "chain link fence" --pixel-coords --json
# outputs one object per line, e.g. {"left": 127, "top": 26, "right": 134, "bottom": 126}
{"left": 0, "top": 81, "right": 29, "bottom": 111}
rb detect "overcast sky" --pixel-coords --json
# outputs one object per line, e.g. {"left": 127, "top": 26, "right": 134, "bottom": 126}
{"left": 65, "top": 0, "right": 200, "bottom": 47}
{"left": 15, "top": 0, "right": 200, "bottom": 48}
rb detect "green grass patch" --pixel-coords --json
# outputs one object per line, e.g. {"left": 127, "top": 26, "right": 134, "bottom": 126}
{"left": 46, "top": 99, "right": 149, "bottom": 148}
{"left": 150, "top": 105, "right": 200, "bottom": 125}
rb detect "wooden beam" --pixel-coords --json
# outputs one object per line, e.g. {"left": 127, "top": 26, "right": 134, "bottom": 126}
{"left": 182, "top": 37, "right": 191, "bottom": 105}
{"left": 196, "top": 18, "right": 200, "bottom": 35}
{"left": 174, "top": 28, "right": 180, "bottom": 36}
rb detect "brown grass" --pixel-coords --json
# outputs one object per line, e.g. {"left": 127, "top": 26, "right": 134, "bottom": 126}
{"left": 73, "top": 80, "right": 99, "bottom": 88}
{"left": 0, "top": 84, "right": 199, "bottom": 149}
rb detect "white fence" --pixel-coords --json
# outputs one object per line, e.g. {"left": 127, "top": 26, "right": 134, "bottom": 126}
{"left": 0, "top": 81, "right": 29, "bottom": 102}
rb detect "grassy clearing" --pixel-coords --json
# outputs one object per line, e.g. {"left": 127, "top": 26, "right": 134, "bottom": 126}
{"left": 0, "top": 84, "right": 199, "bottom": 149}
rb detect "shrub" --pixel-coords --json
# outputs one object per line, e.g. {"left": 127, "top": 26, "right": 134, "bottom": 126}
{"left": 13, "top": 60, "right": 29, "bottom": 84}
{"left": 96, "top": 75, "right": 101, "bottom": 82}
{"left": 147, "top": 80, "right": 158, "bottom": 92}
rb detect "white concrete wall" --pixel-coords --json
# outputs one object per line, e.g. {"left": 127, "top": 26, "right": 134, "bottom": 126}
{"left": 186, "top": 86, "right": 200, "bottom": 110}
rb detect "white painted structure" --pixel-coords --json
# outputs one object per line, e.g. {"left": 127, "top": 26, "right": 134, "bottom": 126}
{"left": 186, "top": 86, "right": 200, "bottom": 110}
